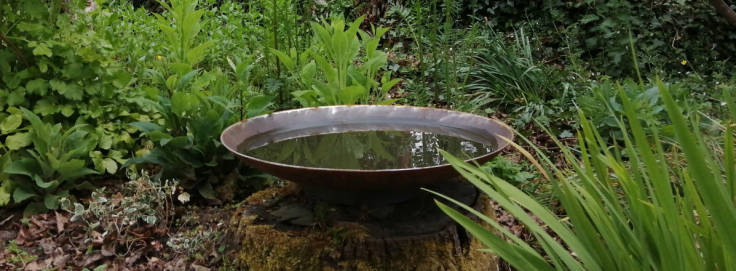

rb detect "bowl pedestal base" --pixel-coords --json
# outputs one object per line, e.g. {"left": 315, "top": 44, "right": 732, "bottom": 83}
{"left": 227, "top": 179, "right": 499, "bottom": 270}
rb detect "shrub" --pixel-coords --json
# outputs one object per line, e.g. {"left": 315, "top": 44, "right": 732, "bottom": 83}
{"left": 3, "top": 109, "right": 99, "bottom": 215}
{"left": 273, "top": 16, "right": 400, "bottom": 106}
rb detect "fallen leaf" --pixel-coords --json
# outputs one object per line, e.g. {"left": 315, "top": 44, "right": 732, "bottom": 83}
{"left": 191, "top": 263, "right": 211, "bottom": 271}
{"left": 39, "top": 238, "right": 57, "bottom": 255}
{"left": 55, "top": 212, "right": 68, "bottom": 233}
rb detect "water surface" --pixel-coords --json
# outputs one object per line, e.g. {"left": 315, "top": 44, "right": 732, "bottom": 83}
{"left": 238, "top": 129, "right": 495, "bottom": 170}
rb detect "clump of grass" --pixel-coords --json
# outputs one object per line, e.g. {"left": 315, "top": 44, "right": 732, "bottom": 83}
{"left": 430, "top": 80, "right": 736, "bottom": 270}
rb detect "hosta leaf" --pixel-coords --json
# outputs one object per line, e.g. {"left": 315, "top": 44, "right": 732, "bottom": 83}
{"left": 5, "top": 132, "right": 32, "bottom": 150}
{"left": 0, "top": 114, "right": 22, "bottom": 134}
{"left": 33, "top": 174, "right": 56, "bottom": 189}
{"left": 58, "top": 159, "right": 97, "bottom": 181}
{"left": 5, "top": 158, "right": 40, "bottom": 177}
{"left": 13, "top": 187, "right": 36, "bottom": 203}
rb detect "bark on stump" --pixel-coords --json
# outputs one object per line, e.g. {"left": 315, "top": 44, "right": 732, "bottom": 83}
{"left": 228, "top": 179, "right": 498, "bottom": 271}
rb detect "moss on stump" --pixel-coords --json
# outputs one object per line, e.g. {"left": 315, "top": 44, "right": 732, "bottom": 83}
{"left": 229, "top": 181, "right": 498, "bottom": 271}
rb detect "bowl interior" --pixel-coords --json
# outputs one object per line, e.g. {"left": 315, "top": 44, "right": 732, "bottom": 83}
{"left": 221, "top": 105, "right": 513, "bottom": 172}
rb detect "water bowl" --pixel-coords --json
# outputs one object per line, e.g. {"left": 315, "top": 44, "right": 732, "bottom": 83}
{"left": 221, "top": 105, "right": 513, "bottom": 204}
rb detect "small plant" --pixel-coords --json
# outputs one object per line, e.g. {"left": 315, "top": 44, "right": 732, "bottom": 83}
{"left": 126, "top": 93, "right": 238, "bottom": 199}
{"left": 274, "top": 16, "right": 400, "bottom": 106}
{"left": 577, "top": 79, "right": 690, "bottom": 142}
{"left": 127, "top": 0, "right": 263, "bottom": 200}
{"left": 60, "top": 171, "right": 177, "bottom": 228}
{"left": 3, "top": 108, "right": 98, "bottom": 214}
{"left": 59, "top": 171, "right": 177, "bottom": 259}
{"left": 466, "top": 29, "right": 557, "bottom": 107}
{"left": 4, "top": 240, "right": 37, "bottom": 268}
{"left": 479, "top": 156, "right": 537, "bottom": 192}
{"left": 431, "top": 81, "right": 736, "bottom": 270}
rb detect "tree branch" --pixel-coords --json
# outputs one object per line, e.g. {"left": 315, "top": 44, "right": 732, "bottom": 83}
{"left": 710, "top": 0, "right": 736, "bottom": 26}
{"left": 0, "top": 31, "right": 29, "bottom": 67}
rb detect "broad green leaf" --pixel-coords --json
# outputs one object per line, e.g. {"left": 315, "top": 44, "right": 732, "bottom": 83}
{"left": 60, "top": 105, "right": 74, "bottom": 117}
{"left": 198, "top": 182, "right": 216, "bottom": 199}
{"left": 186, "top": 41, "right": 215, "bottom": 66}
{"left": 33, "top": 174, "right": 57, "bottom": 189}
{"left": 32, "top": 44, "right": 52, "bottom": 57}
{"left": 245, "top": 95, "right": 273, "bottom": 118}
{"left": 25, "top": 79, "right": 48, "bottom": 95}
{"left": 13, "top": 187, "right": 36, "bottom": 203}
{"left": 171, "top": 91, "right": 197, "bottom": 116}
{"left": 33, "top": 99, "right": 57, "bottom": 116}
{"left": 43, "top": 194, "right": 59, "bottom": 210}
{"left": 129, "top": 122, "right": 164, "bottom": 133}
{"left": 338, "top": 85, "right": 366, "bottom": 105}
{"left": 0, "top": 181, "right": 12, "bottom": 206}
{"left": 0, "top": 114, "right": 22, "bottom": 134}
{"left": 300, "top": 61, "right": 317, "bottom": 87}
{"left": 5, "top": 132, "right": 32, "bottom": 150}
{"left": 102, "top": 158, "right": 118, "bottom": 174}
{"left": 5, "top": 158, "right": 39, "bottom": 178}
{"left": 57, "top": 159, "right": 96, "bottom": 181}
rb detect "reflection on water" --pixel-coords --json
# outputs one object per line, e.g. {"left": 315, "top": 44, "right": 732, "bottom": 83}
{"left": 238, "top": 129, "right": 495, "bottom": 170}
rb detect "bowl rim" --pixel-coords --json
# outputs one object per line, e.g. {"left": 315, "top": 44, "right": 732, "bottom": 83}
{"left": 220, "top": 105, "right": 514, "bottom": 173}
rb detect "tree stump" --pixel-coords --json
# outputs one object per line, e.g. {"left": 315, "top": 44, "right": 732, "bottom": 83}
{"left": 228, "top": 179, "right": 498, "bottom": 271}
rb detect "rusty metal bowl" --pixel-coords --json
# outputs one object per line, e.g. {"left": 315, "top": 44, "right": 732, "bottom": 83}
{"left": 221, "top": 105, "right": 513, "bottom": 204}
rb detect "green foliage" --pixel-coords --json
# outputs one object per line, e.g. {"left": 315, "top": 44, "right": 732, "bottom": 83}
{"left": 3, "top": 108, "right": 99, "bottom": 214}
{"left": 577, "top": 79, "right": 691, "bottom": 142}
{"left": 467, "top": 29, "right": 558, "bottom": 106}
{"left": 461, "top": 0, "right": 736, "bottom": 77}
{"left": 432, "top": 81, "right": 736, "bottom": 270}
{"left": 60, "top": 171, "right": 176, "bottom": 229}
{"left": 275, "top": 16, "right": 400, "bottom": 106}
{"left": 479, "top": 157, "right": 536, "bottom": 192}
{"left": 125, "top": 0, "right": 260, "bottom": 200}
{"left": 154, "top": 0, "right": 214, "bottom": 70}
{"left": 0, "top": 0, "right": 146, "bottom": 177}
{"left": 126, "top": 93, "right": 238, "bottom": 199}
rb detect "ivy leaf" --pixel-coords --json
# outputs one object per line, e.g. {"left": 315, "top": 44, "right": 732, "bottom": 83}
{"left": 5, "top": 132, "right": 32, "bottom": 150}
{"left": 0, "top": 114, "right": 22, "bottom": 134}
